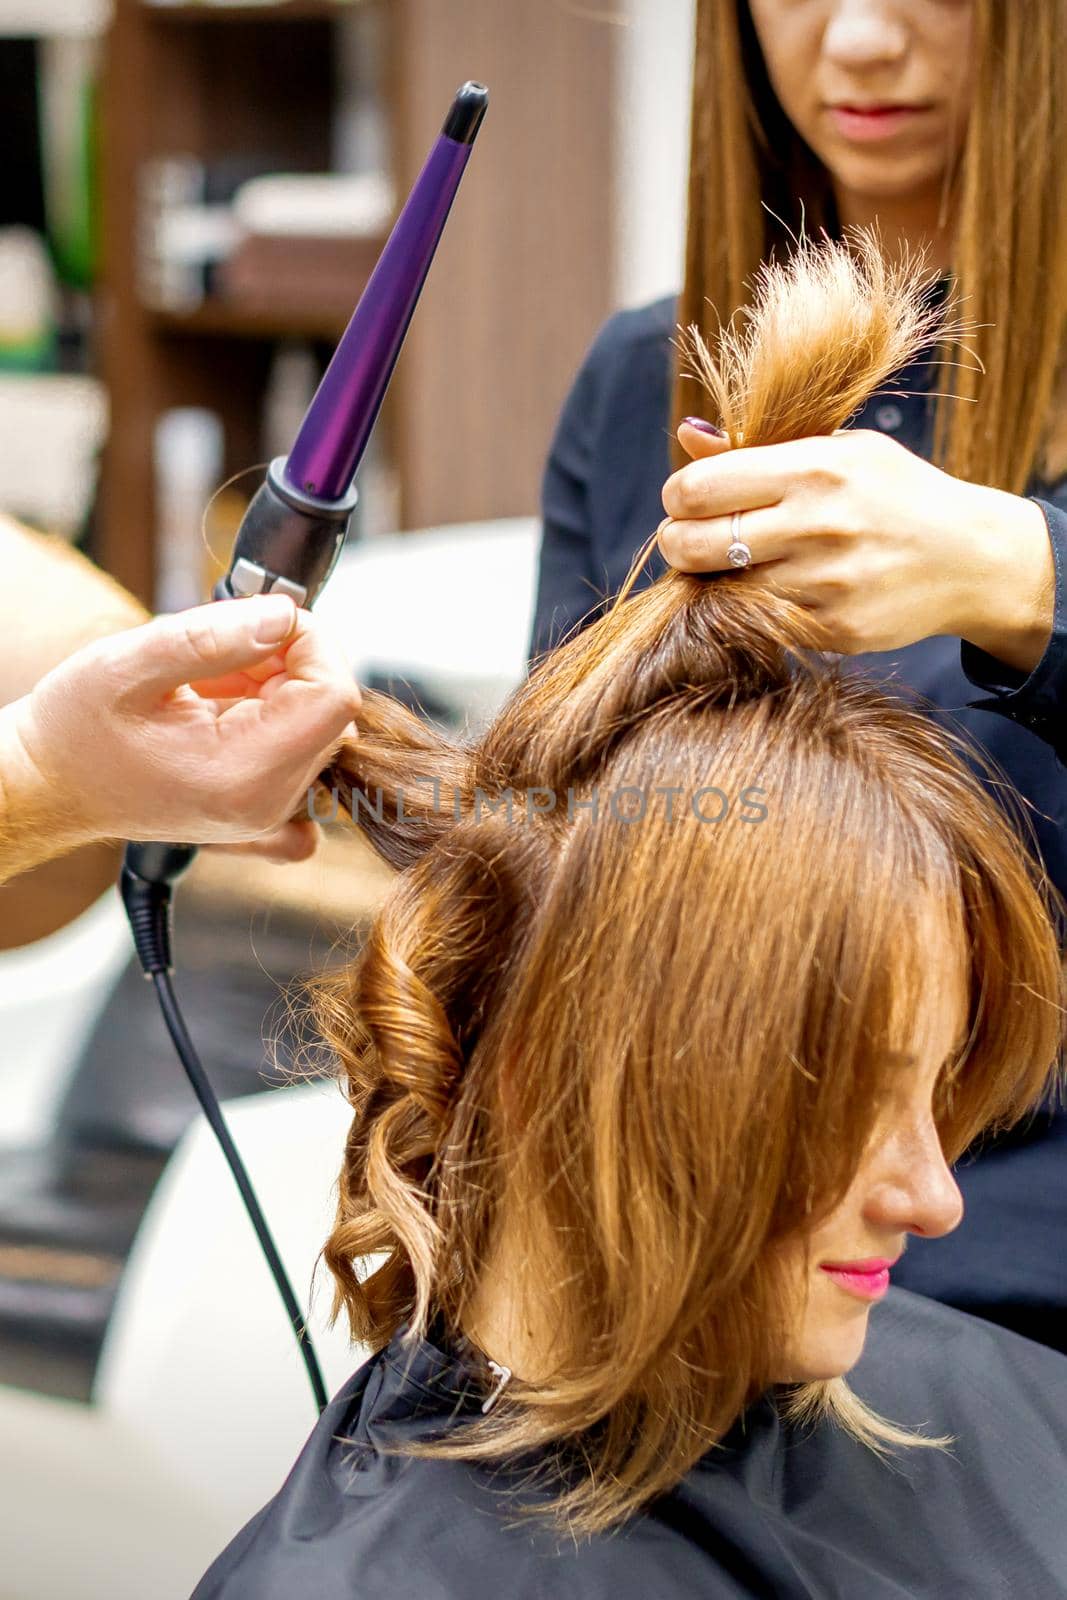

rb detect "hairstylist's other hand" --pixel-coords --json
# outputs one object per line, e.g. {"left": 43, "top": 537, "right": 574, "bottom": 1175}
{"left": 8, "top": 594, "right": 360, "bottom": 849}
{"left": 658, "top": 421, "right": 1054, "bottom": 673}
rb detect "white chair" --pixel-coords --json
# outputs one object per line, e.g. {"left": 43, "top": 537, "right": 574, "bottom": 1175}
{"left": 0, "top": 886, "right": 132, "bottom": 1151}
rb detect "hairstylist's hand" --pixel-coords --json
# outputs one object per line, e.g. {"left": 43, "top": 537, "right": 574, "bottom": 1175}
{"left": 658, "top": 421, "right": 1055, "bottom": 673}
{"left": 6, "top": 593, "right": 360, "bottom": 852}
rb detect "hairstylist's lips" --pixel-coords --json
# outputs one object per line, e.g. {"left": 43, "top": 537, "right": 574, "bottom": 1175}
{"left": 819, "top": 1256, "right": 901, "bottom": 1302}
{"left": 825, "top": 103, "right": 935, "bottom": 144}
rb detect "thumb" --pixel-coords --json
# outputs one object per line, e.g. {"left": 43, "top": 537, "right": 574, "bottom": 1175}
{"left": 678, "top": 417, "right": 731, "bottom": 462}
{"left": 119, "top": 594, "right": 299, "bottom": 705}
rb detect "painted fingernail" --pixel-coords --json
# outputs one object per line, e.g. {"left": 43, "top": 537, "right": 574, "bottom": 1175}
{"left": 682, "top": 417, "right": 726, "bottom": 437}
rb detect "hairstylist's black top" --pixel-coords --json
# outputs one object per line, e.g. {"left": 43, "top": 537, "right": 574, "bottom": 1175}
{"left": 194, "top": 1290, "right": 1067, "bottom": 1599}
{"left": 530, "top": 295, "right": 1067, "bottom": 1353}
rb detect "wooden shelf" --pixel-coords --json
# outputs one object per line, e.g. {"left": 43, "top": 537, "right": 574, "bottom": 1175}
{"left": 141, "top": 2, "right": 353, "bottom": 22}
{"left": 150, "top": 301, "right": 351, "bottom": 340}
{"left": 97, "top": 0, "right": 617, "bottom": 604}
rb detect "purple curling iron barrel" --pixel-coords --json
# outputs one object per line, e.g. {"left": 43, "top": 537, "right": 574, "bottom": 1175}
{"left": 118, "top": 84, "right": 488, "bottom": 1421}
{"left": 123, "top": 80, "right": 489, "bottom": 971}
{"left": 215, "top": 79, "right": 490, "bottom": 615}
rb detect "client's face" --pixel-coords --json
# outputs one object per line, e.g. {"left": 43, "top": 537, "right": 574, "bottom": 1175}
{"left": 773, "top": 934, "right": 969, "bottom": 1383}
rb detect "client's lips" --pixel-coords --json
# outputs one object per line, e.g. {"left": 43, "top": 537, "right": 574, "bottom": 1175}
{"left": 826, "top": 103, "right": 932, "bottom": 143}
{"left": 819, "top": 1256, "right": 900, "bottom": 1302}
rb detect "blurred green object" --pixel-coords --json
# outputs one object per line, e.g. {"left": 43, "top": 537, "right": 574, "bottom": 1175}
{"left": 38, "top": 36, "right": 100, "bottom": 291}
{"left": 0, "top": 330, "right": 58, "bottom": 372}
{"left": 0, "top": 228, "right": 59, "bottom": 372}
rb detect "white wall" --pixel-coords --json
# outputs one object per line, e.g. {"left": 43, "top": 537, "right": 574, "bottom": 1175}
{"left": 613, "top": 0, "right": 696, "bottom": 310}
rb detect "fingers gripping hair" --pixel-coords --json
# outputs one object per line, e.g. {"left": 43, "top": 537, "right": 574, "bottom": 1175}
{"left": 320, "top": 229, "right": 954, "bottom": 869}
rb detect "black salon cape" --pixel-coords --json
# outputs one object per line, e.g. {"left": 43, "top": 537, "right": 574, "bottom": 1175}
{"left": 192, "top": 1289, "right": 1067, "bottom": 1599}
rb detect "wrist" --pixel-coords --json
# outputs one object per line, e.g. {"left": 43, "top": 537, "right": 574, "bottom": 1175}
{"left": 0, "top": 699, "right": 92, "bottom": 872}
{"left": 957, "top": 488, "right": 1055, "bottom": 676}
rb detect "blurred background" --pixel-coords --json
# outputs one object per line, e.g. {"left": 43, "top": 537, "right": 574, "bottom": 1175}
{"left": 0, "top": 2, "right": 694, "bottom": 1595}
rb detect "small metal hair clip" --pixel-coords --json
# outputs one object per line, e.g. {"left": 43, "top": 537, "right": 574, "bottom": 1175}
{"left": 481, "top": 1358, "right": 513, "bottom": 1414}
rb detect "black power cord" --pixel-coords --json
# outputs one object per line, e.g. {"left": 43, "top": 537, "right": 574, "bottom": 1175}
{"left": 122, "top": 846, "right": 328, "bottom": 1417}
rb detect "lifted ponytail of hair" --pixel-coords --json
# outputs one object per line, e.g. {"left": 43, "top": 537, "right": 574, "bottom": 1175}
{"left": 680, "top": 229, "right": 944, "bottom": 447}
{"left": 307, "top": 231, "right": 1065, "bottom": 1541}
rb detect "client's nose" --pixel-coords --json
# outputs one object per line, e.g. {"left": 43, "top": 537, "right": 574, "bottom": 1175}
{"left": 863, "top": 1120, "right": 965, "bottom": 1241}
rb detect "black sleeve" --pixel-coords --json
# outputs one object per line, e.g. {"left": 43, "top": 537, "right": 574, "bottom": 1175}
{"left": 960, "top": 497, "right": 1067, "bottom": 764}
{"left": 528, "top": 319, "right": 618, "bottom": 663}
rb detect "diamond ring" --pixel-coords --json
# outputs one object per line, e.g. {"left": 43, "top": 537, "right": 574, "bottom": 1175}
{"left": 726, "top": 510, "right": 752, "bottom": 569}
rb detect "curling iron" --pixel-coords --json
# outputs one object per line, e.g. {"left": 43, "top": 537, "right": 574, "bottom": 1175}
{"left": 119, "top": 84, "right": 489, "bottom": 1415}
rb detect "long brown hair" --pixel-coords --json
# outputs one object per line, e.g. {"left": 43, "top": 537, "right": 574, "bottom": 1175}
{"left": 673, "top": 0, "right": 1067, "bottom": 492}
{"left": 306, "top": 235, "right": 1066, "bottom": 1542}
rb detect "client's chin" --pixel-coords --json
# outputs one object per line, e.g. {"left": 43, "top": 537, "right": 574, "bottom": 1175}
{"left": 777, "top": 1303, "right": 877, "bottom": 1384}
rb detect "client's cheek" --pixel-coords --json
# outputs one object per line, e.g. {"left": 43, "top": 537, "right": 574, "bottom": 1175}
{"left": 765, "top": 1247, "right": 818, "bottom": 1383}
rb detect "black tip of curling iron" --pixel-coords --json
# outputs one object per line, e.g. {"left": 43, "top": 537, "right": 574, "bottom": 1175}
{"left": 444, "top": 81, "right": 489, "bottom": 144}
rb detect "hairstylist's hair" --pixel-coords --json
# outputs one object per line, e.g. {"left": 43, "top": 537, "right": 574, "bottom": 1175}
{"left": 308, "top": 234, "right": 1066, "bottom": 1542}
{"left": 673, "top": 0, "right": 1067, "bottom": 494}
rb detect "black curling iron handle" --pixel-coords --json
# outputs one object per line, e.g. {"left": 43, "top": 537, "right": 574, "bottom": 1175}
{"left": 121, "top": 843, "right": 198, "bottom": 976}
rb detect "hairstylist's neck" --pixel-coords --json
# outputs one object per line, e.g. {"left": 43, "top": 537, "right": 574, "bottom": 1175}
{"left": 834, "top": 181, "right": 955, "bottom": 275}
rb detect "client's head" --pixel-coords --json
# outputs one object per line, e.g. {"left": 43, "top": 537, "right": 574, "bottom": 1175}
{"left": 308, "top": 232, "right": 1066, "bottom": 1538}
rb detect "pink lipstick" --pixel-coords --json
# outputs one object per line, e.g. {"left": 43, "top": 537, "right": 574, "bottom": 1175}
{"left": 819, "top": 1257, "right": 899, "bottom": 1301}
